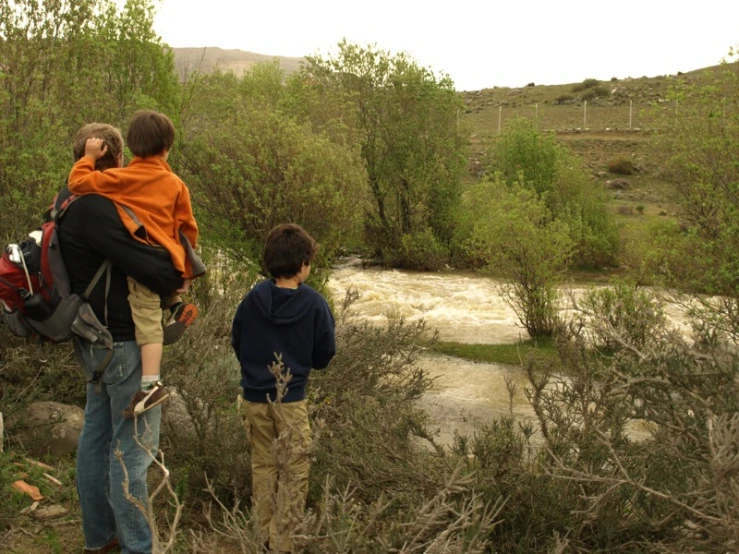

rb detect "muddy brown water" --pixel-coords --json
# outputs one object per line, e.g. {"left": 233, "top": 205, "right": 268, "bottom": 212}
{"left": 327, "top": 262, "right": 684, "bottom": 446}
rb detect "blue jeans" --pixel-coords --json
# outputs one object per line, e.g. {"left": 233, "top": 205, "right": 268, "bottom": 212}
{"left": 74, "top": 339, "right": 161, "bottom": 554}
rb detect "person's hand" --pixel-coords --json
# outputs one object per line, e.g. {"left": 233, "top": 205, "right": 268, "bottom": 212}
{"left": 175, "top": 279, "right": 191, "bottom": 294}
{"left": 84, "top": 138, "right": 108, "bottom": 161}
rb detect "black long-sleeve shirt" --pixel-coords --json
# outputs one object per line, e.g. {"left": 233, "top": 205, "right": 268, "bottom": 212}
{"left": 58, "top": 194, "right": 184, "bottom": 341}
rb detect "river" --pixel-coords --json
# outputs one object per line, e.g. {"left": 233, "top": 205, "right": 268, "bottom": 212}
{"left": 327, "top": 262, "right": 684, "bottom": 446}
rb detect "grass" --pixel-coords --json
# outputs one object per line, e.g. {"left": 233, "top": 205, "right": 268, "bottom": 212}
{"left": 431, "top": 337, "right": 560, "bottom": 366}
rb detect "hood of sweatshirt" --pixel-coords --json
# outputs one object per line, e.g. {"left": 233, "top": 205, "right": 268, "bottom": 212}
{"left": 252, "top": 280, "right": 314, "bottom": 325}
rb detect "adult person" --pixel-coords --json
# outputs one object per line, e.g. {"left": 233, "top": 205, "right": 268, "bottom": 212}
{"left": 59, "top": 123, "right": 186, "bottom": 554}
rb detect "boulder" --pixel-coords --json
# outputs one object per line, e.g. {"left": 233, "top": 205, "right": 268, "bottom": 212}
{"left": 14, "top": 402, "right": 84, "bottom": 457}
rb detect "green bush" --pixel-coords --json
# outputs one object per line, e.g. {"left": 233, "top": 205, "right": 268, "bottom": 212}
{"left": 554, "top": 93, "right": 575, "bottom": 105}
{"left": 483, "top": 119, "right": 619, "bottom": 269}
{"left": 394, "top": 227, "right": 449, "bottom": 270}
{"left": 579, "top": 280, "right": 666, "bottom": 352}
{"left": 179, "top": 72, "right": 367, "bottom": 268}
{"left": 572, "top": 78, "right": 600, "bottom": 92}
{"left": 160, "top": 254, "right": 257, "bottom": 505}
{"left": 608, "top": 158, "right": 637, "bottom": 175}
{"left": 581, "top": 85, "right": 611, "bottom": 102}
{"left": 461, "top": 179, "right": 572, "bottom": 338}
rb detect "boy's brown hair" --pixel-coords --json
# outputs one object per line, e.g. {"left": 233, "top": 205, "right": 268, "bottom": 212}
{"left": 263, "top": 224, "right": 318, "bottom": 278}
{"left": 126, "top": 110, "right": 175, "bottom": 158}
{"left": 73, "top": 123, "right": 123, "bottom": 170}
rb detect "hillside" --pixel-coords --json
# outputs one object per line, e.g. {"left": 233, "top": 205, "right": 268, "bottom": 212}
{"left": 172, "top": 46, "right": 305, "bottom": 78}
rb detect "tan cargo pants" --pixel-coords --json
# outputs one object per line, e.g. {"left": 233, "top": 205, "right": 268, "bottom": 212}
{"left": 242, "top": 399, "right": 312, "bottom": 552}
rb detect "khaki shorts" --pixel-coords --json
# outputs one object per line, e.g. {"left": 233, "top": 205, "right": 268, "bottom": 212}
{"left": 127, "top": 277, "right": 163, "bottom": 346}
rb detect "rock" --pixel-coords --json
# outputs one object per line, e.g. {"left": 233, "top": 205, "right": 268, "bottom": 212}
{"left": 659, "top": 210, "right": 668, "bottom": 216}
{"left": 606, "top": 178, "right": 631, "bottom": 190}
{"left": 13, "top": 402, "right": 84, "bottom": 457}
{"left": 33, "top": 504, "right": 68, "bottom": 520}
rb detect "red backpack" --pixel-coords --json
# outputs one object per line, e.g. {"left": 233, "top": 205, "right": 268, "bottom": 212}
{"left": 0, "top": 193, "right": 110, "bottom": 343}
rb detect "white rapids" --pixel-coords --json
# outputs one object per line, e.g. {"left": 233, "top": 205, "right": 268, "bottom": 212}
{"left": 327, "top": 262, "right": 686, "bottom": 446}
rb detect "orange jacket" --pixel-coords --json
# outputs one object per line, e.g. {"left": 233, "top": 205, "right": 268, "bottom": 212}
{"left": 68, "top": 156, "right": 200, "bottom": 279}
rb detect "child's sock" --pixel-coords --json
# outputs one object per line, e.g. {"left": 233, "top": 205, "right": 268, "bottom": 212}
{"left": 141, "top": 375, "right": 160, "bottom": 391}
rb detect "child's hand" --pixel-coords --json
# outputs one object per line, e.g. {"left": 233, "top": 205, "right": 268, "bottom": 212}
{"left": 175, "top": 279, "right": 191, "bottom": 294}
{"left": 84, "top": 138, "right": 108, "bottom": 161}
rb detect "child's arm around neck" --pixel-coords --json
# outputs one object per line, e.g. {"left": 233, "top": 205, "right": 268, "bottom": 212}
{"left": 68, "top": 138, "right": 124, "bottom": 195}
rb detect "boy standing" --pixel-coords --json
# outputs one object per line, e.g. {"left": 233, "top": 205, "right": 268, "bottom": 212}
{"left": 231, "top": 224, "right": 336, "bottom": 553}
{"left": 68, "top": 110, "right": 204, "bottom": 418}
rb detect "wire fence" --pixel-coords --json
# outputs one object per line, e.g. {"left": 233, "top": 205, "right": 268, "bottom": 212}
{"left": 468, "top": 99, "right": 679, "bottom": 136}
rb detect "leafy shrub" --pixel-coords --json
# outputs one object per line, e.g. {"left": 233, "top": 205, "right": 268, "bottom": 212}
{"left": 462, "top": 179, "right": 572, "bottom": 338}
{"left": 394, "top": 227, "right": 449, "bottom": 270}
{"left": 482, "top": 119, "right": 619, "bottom": 267}
{"left": 179, "top": 71, "right": 367, "bottom": 268}
{"left": 534, "top": 290, "right": 739, "bottom": 552}
{"left": 581, "top": 85, "right": 611, "bottom": 102}
{"left": 579, "top": 280, "right": 666, "bottom": 351}
{"left": 608, "top": 158, "right": 637, "bottom": 175}
{"left": 554, "top": 93, "right": 575, "bottom": 105}
{"left": 572, "top": 78, "right": 600, "bottom": 92}
{"left": 160, "top": 254, "right": 257, "bottom": 505}
{"left": 482, "top": 119, "right": 619, "bottom": 269}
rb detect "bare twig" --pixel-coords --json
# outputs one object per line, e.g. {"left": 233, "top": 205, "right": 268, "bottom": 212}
{"left": 114, "top": 418, "right": 184, "bottom": 553}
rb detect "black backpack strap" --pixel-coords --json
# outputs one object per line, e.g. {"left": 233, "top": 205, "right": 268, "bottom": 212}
{"left": 81, "top": 259, "right": 113, "bottom": 391}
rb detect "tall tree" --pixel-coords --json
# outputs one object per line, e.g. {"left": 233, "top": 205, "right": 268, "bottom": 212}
{"left": 178, "top": 70, "right": 367, "bottom": 269}
{"left": 301, "top": 41, "right": 468, "bottom": 267}
{"left": 0, "top": 0, "right": 178, "bottom": 239}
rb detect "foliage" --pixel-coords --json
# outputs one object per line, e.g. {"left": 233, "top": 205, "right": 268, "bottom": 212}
{"left": 302, "top": 41, "right": 468, "bottom": 267}
{"left": 527, "top": 287, "right": 739, "bottom": 553}
{"left": 554, "top": 93, "right": 575, "bottom": 105}
{"left": 608, "top": 158, "right": 637, "bottom": 175}
{"left": 461, "top": 177, "right": 573, "bottom": 338}
{"left": 158, "top": 251, "right": 256, "bottom": 507}
{"left": 576, "top": 280, "right": 666, "bottom": 352}
{"left": 648, "top": 53, "right": 739, "bottom": 295}
{"left": 572, "top": 78, "right": 600, "bottom": 92}
{"left": 178, "top": 69, "right": 367, "bottom": 270}
{"left": 484, "top": 118, "right": 619, "bottom": 268}
{"left": 397, "top": 227, "right": 449, "bottom": 271}
{"left": 0, "top": 0, "right": 178, "bottom": 241}
{"left": 581, "top": 85, "right": 611, "bottom": 102}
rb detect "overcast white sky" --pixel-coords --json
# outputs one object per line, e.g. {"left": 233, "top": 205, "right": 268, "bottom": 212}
{"left": 150, "top": 0, "right": 738, "bottom": 91}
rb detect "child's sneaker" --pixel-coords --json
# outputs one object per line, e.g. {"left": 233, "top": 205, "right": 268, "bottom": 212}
{"left": 163, "top": 302, "right": 198, "bottom": 345}
{"left": 123, "top": 382, "right": 169, "bottom": 418}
